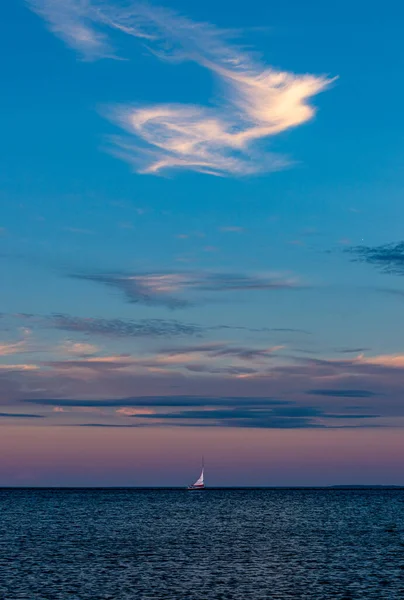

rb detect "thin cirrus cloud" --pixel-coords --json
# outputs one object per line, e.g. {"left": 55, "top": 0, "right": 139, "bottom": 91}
{"left": 37, "top": 349, "right": 404, "bottom": 383}
{"left": 47, "top": 314, "right": 203, "bottom": 337}
{"left": 156, "top": 342, "right": 284, "bottom": 361}
{"left": 27, "top": 0, "right": 334, "bottom": 176}
{"left": 72, "top": 270, "right": 303, "bottom": 308}
{"left": 15, "top": 313, "right": 203, "bottom": 338}
{"left": 10, "top": 313, "right": 310, "bottom": 338}
{"left": 37, "top": 340, "right": 283, "bottom": 375}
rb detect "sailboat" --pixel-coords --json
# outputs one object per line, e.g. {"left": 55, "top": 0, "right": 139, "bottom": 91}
{"left": 187, "top": 458, "right": 205, "bottom": 490}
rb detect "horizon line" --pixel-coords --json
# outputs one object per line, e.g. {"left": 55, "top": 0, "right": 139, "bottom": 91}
{"left": 0, "top": 485, "right": 403, "bottom": 490}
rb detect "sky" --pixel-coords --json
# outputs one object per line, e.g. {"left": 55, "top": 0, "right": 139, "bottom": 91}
{"left": 1, "top": 0, "right": 404, "bottom": 486}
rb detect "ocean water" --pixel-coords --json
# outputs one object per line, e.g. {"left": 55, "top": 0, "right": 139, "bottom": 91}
{"left": 1, "top": 489, "right": 404, "bottom": 599}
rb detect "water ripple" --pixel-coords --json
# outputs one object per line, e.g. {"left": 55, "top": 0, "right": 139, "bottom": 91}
{"left": 1, "top": 489, "right": 404, "bottom": 599}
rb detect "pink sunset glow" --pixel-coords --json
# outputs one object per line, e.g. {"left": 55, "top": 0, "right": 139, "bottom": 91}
{"left": 0, "top": 426, "right": 403, "bottom": 487}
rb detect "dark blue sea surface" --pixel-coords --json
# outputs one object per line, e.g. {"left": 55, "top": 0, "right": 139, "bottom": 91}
{"left": 1, "top": 488, "right": 404, "bottom": 599}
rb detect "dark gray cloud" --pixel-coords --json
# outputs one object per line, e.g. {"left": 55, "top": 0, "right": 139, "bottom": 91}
{"left": 71, "top": 270, "right": 302, "bottom": 309}
{"left": 0, "top": 412, "right": 45, "bottom": 418}
{"left": 77, "top": 423, "right": 145, "bottom": 428}
{"left": 130, "top": 409, "right": 324, "bottom": 429}
{"left": 24, "top": 396, "right": 288, "bottom": 408}
{"left": 157, "top": 342, "right": 281, "bottom": 361}
{"left": 135, "top": 407, "right": 323, "bottom": 420}
{"left": 130, "top": 406, "right": 378, "bottom": 428}
{"left": 209, "top": 346, "right": 279, "bottom": 360}
{"left": 185, "top": 365, "right": 257, "bottom": 375}
{"left": 329, "top": 413, "right": 380, "bottom": 419}
{"left": 348, "top": 242, "right": 404, "bottom": 276}
{"left": 306, "top": 389, "right": 378, "bottom": 398}
{"left": 40, "top": 358, "right": 134, "bottom": 371}
{"left": 74, "top": 407, "right": 378, "bottom": 429}
{"left": 21, "top": 395, "right": 378, "bottom": 429}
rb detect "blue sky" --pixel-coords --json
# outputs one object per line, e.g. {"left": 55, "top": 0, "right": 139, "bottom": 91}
{"left": 1, "top": 0, "right": 404, "bottom": 485}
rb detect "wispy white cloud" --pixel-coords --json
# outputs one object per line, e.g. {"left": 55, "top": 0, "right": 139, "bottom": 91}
{"left": 27, "top": 0, "right": 115, "bottom": 59}
{"left": 0, "top": 364, "right": 39, "bottom": 371}
{"left": 27, "top": 0, "right": 334, "bottom": 176}
{"left": 59, "top": 341, "right": 100, "bottom": 356}
{"left": 73, "top": 269, "right": 303, "bottom": 308}
{"left": 116, "top": 407, "right": 155, "bottom": 416}
{"left": 0, "top": 341, "right": 27, "bottom": 356}
{"left": 355, "top": 353, "right": 404, "bottom": 368}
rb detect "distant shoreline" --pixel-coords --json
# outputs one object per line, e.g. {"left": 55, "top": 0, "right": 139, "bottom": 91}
{"left": 328, "top": 485, "right": 402, "bottom": 489}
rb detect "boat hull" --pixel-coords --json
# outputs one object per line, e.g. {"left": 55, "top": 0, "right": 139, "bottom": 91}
{"left": 187, "top": 486, "right": 205, "bottom": 491}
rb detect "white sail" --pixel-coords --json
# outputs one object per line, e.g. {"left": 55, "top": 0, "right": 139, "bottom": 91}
{"left": 192, "top": 468, "right": 204, "bottom": 487}
{"left": 188, "top": 458, "right": 205, "bottom": 489}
